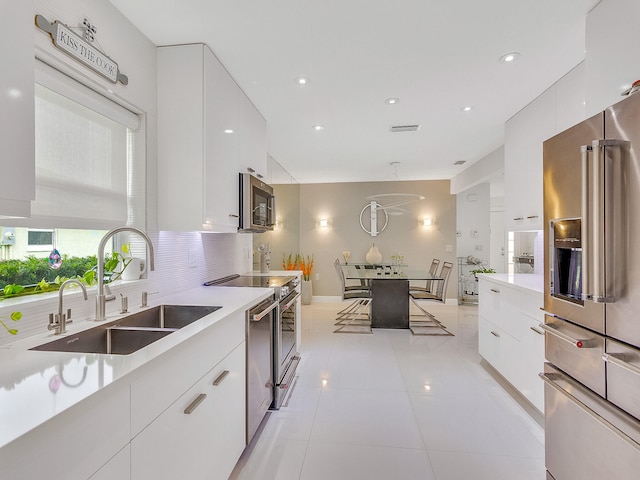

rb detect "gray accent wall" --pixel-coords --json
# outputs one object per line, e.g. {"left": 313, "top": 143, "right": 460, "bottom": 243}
{"left": 297, "top": 180, "right": 457, "bottom": 299}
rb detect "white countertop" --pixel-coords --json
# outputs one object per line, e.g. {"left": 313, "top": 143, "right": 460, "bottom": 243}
{"left": 0, "top": 285, "right": 272, "bottom": 449}
{"left": 476, "top": 273, "right": 544, "bottom": 294}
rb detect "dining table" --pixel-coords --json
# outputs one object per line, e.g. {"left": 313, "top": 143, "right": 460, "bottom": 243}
{"left": 343, "top": 265, "right": 444, "bottom": 329}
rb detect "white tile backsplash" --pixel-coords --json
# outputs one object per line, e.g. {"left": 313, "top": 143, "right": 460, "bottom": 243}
{"left": 0, "top": 232, "right": 253, "bottom": 347}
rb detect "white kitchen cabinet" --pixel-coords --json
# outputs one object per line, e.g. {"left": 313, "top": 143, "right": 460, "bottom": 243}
{"left": 478, "top": 276, "right": 544, "bottom": 412}
{"left": 157, "top": 43, "right": 267, "bottom": 232}
{"left": 585, "top": 0, "right": 640, "bottom": 115}
{"left": 0, "top": 381, "right": 130, "bottom": 480}
{"left": 89, "top": 446, "right": 131, "bottom": 480}
{"left": 130, "top": 309, "right": 245, "bottom": 436}
{"left": 519, "top": 313, "right": 545, "bottom": 412}
{"left": 504, "top": 63, "right": 586, "bottom": 232}
{"left": 238, "top": 89, "right": 268, "bottom": 179}
{"left": 0, "top": 0, "right": 34, "bottom": 217}
{"left": 504, "top": 87, "right": 555, "bottom": 231}
{"left": 131, "top": 342, "right": 245, "bottom": 480}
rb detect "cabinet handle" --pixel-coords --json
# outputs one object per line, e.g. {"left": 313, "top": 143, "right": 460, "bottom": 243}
{"left": 256, "top": 173, "right": 264, "bottom": 179}
{"left": 530, "top": 326, "right": 545, "bottom": 335}
{"left": 526, "top": 215, "right": 539, "bottom": 219}
{"left": 513, "top": 217, "right": 524, "bottom": 221}
{"left": 490, "top": 330, "right": 500, "bottom": 337}
{"left": 246, "top": 167, "right": 255, "bottom": 173}
{"left": 229, "top": 214, "right": 239, "bottom": 218}
{"left": 212, "top": 370, "right": 230, "bottom": 386}
{"left": 490, "top": 288, "right": 500, "bottom": 293}
{"left": 183, "top": 393, "right": 207, "bottom": 414}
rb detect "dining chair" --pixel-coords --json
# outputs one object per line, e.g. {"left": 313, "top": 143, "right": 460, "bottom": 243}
{"left": 409, "top": 258, "right": 440, "bottom": 294}
{"left": 332, "top": 258, "right": 372, "bottom": 333}
{"left": 409, "top": 261, "right": 453, "bottom": 321}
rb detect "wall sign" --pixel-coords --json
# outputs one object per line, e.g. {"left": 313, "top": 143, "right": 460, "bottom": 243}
{"left": 35, "top": 14, "right": 128, "bottom": 85}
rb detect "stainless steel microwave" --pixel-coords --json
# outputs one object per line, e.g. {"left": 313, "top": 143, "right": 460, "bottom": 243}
{"left": 239, "top": 173, "right": 275, "bottom": 233}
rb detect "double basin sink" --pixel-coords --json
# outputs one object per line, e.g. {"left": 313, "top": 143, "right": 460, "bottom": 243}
{"left": 30, "top": 305, "right": 221, "bottom": 355}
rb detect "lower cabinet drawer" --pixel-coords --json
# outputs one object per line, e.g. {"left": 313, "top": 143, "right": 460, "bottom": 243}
{"left": 131, "top": 342, "right": 246, "bottom": 480}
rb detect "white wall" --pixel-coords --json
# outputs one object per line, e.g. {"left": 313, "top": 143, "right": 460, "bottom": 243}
{"left": 456, "top": 183, "right": 490, "bottom": 264}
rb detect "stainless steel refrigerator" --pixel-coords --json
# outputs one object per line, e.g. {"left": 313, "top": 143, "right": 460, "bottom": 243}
{"left": 542, "top": 91, "right": 640, "bottom": 479}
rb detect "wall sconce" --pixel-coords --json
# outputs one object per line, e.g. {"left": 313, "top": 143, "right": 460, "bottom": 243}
{"left": 422, "top": 217, "right": 434, "bottom": 227}
{"left": 316, "top": 218, "right": 331, "bottom": 230}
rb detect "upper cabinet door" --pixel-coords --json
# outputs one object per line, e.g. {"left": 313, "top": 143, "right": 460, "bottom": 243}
{"left": 0, "top": 1, "right": 34, "bottom": 217}
{"left": 203, "top": 47, "right": 240, "bottom": 229}
{"left": 237, "top": 90, "right": 267, "bottom": 179}
{"left": 157, "top": 43, "right": 267, "bottom": 232}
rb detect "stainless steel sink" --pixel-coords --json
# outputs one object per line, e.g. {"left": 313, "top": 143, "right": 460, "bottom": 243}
{"left": 115, "top": 304, "right": 221, "bottom": 329}
{"left": 30, "top": 304, "right": 221, "bottom": 355}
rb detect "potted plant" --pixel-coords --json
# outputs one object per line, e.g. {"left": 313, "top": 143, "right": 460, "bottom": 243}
{"left": 283, "top": 253, "right": 314, "bottom": 304}
{"left": 300, "top": 255, "right": 314, "bottom": 305}
{"left": 470, "top": 267, "right": 496, "bottom": 279}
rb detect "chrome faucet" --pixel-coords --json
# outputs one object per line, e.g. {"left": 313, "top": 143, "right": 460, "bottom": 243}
{"left": 95, "top": 226, "right": 155, "bottom": 321}
{"left": 49, "top": 279, "right": 88, "bottom": 335}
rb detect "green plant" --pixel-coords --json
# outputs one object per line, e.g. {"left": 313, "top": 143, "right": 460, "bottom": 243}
{"left": 470, "top": 267, "right": 496, "bottom": 275}
{"left": 0, "top": 311, "right": 22, "bottom": 335}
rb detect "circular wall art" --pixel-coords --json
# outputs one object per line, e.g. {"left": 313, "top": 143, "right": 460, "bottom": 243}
{"left": 359, "top": 201, "right": 389, "bottom": 237}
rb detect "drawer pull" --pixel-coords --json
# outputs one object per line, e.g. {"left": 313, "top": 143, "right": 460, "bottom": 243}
{"left": 490, "top": 330, "right": 500, "bottom": 338}
{"left": 526, "top": 215, "right": 539, "bottom": 219}
{"left": 513, "top": 217, "right": 524, "bottom": 221}
{"left": 212, "top": 370, "right": 230, "bottom": 386}
{"left": 602, "top": 353, "right": 640, "bottom": 376}
{"left": 184, "top": 393, "right": 207, "bottom": 414}
{"left": 530, "top": 326, "right": 545, "bottom": 336}
{"left": 490, "top": 288, "right": 500, "bottom": 293}
{"left": 539, "top": 323, "right": 592, "bottom": 348}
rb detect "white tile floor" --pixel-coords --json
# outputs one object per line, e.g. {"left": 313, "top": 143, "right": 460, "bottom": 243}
{"left": 230, "top": 302, "right": 545, "bottom": 480}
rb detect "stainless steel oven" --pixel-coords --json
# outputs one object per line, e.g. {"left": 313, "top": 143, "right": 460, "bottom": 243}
{"left": 274, "top": 287, "right": 301, "bottom": 409}
{"left": 239, "top": 172, "right": 275, "bottom": 233}
{"left": 245, "top": 296, "right": 277, "bottom": 444}
{"left": 205, "top": 274, "right": 301, "bottom": 413}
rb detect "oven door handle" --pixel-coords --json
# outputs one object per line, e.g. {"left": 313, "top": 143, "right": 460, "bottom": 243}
{"left": 540, "top": 371, "right": 640, "bottom": 451}
{"left": 281, "top": 292, "right": 301, "bottom": 311}
{"left": 251, "top": 301, "right": 278, "bottom": 322}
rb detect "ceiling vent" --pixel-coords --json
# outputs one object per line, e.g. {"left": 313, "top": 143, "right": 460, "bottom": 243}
{"left": 389, "top": 124, "right": 420, "bottom": 133}
{"left": 454, "top": 160, "right": 466, "bottom": 165}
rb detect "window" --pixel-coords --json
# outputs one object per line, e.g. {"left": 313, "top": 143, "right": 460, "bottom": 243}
{"left": 0, "top": 60, "right": 146, "bottom": 291}
{"left": 27, "top": 229, "right": 53, "bottom": 251}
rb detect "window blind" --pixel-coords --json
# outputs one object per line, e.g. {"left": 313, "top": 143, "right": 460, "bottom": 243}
{"left": 4, "top": 60, "right": 141, "bottom": 230}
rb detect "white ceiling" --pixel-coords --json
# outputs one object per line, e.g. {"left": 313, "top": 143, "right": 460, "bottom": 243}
{"left": 109, "top": 0, "right": 600, "bottom": 184}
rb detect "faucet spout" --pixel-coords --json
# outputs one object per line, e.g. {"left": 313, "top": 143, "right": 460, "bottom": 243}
{"left": 96, "top": 226, "right": 155, "bottom": 321}
{"left": 50, "top": 279, "right": 88, "bottom": 335}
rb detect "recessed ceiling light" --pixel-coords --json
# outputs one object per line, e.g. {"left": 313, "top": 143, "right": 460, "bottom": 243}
{"left": 461, "top": 105, "right": 473, "bottom": 112}
{"left": 295, "top": 76, "right": 309, "bottom": 85}
{"left": 224, "top": 129, "right": 234, "bottom": 134}
{"left": 385, "top": 98, "right": 399, "bottom": 105}
{"left": 499, "top": 52, "right": 520, "bottom": 64}
{"left": 312, "top": 125, "right": 324, "bottom": 131}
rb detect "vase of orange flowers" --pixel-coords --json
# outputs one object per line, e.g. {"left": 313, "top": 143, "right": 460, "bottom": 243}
{"left": 300, "top": 254, "right": 314, "bottom": 305}
{"left": 283, "top": 253, "right": 314, "bottom": 304}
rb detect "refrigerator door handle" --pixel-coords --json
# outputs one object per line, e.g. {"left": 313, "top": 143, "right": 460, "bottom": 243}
{"left": 581, "top": 139, "right": 628, "bottom": 303}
